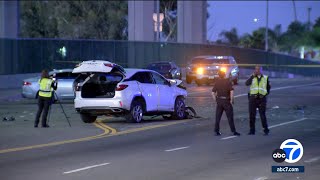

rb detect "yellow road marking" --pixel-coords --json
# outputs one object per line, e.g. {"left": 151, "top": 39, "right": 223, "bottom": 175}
{"left": 0, "top": 119, "right": 193, "bottom": 154}
{"left": 96, "top": 120, "right": 117, "bottom": 135}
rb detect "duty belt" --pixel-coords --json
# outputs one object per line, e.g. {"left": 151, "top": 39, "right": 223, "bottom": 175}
{"left": 250, "top": 94, "right": 265, "bottom": 99}
{"left": 217, "top": 96, "right": 230, "bottom": 100}
{"left": 39, "top": 90, "right": 51, "bottom": 92}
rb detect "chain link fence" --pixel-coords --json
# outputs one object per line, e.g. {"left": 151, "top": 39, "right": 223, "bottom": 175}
{"left": 1, "top": 38, "right": 320, "bottom": 76}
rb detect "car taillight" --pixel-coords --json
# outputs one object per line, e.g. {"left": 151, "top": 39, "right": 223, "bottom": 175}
{"left": 104, "top": 63, "right": 113, "bottom": 67}
{"left": 115, "top": 84, "right": 128, "bottom": 91}
{"left": 23, "top": 81, "right": 32, "bottom": 86}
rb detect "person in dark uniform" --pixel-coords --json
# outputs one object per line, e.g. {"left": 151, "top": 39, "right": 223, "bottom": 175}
{"left": 34, "top": 70, "right": 57, "bottom": 128}
{"left": 245, "top": 65, "right": 271, "bottom": 135}
{"left": 212, "top": 69, "right": 240, "bottom": 136}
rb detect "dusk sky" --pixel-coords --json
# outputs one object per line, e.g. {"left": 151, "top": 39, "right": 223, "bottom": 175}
{"left": 207, "top": 1, "right": 320, "bottom": 41}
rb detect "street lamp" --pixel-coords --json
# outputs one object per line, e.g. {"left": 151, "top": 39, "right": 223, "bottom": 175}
{"left": 265, "top": 0, "right": 269, "bottom": 51}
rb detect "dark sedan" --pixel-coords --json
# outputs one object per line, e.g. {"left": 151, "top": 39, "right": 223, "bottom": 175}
{"left": 146, "top": 61, "right": 182, "bottom": 80}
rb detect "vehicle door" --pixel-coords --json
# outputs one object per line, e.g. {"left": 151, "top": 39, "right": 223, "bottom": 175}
{"left": 151, "top": 72, "right": 175, "bottom": 111}
{"left": 131, "top": 72, "right": 158, "bottom": 112}
{"left": 53, "top": 72, "right": 76, "bottom": 99}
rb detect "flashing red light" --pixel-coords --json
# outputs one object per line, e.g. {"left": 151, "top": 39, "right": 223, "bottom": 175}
{"left": 115, "top": 84, "right": 128, "bottom": 91}
{"left": 23, "top": 81, "right": 32, "bottom": 86}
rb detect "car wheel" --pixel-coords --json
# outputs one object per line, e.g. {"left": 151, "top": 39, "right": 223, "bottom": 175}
{"left": 126, "top": 100, "right": 144, "bottom": 123}
{"left": 172, "top": 97, "right": 186, "bottom": 120}
{"left": 233, "top": 77, "right": 239, "bottom": 85}
{"left": 231, "top": 73, "right": 239, "bottom": 85}
{"left": 80, "top": 113, "right": 97, "bottom": 123}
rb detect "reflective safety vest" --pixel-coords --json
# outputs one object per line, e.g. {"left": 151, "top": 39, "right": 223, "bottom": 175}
{"left": 38, "top": 78, "right": 53, "bottom": 98}
{"left": 250, "top": 75, "right": 268, "bottom": 95}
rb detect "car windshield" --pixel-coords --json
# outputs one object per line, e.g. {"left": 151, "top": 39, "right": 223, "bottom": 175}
{"left": 192, "top": 58, "right": 229, "bottom": 64}
{"left": 147, "top": 63, "right": 171, "bottom": 72}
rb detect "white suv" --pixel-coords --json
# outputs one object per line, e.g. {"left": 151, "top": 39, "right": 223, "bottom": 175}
{"left": 72, "top": 60, "right": 187, "bottom": 123}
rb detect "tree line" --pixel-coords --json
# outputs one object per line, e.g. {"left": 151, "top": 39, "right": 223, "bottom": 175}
{"left": 216, "top": 18, "right": 320, "bottom": 57}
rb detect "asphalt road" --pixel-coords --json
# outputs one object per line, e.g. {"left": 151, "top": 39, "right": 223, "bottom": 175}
{"left": 0, "top": 78, "right": 320, "bottom": 180}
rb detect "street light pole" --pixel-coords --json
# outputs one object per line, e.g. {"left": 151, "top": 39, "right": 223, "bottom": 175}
{"left": 265, "top": 0, "right": 269, "bottom": 51}
{"left": 308, "top": 7, "right": 312, "bottom": 31}
{"left": 156, "top": 0, "right": 160, "bottom": 42}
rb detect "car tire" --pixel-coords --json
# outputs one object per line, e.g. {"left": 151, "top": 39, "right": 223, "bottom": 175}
{"left": 186, "top": 76, "right": 192, "bottom": 84}
{"left": 231, "top": 73, "right": 239, "bottom": 85}
{"left": 80, "top": 113, "right": 97, "bottom": 123}
{"left": 125, "top": 100, "right": 144, "bottom": 123}
{"left": 172, "top": 97, "right": 186, "bottom": 120}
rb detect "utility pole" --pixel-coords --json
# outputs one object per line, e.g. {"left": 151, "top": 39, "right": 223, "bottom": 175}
{"left": 308, "top": 7, "right": 312, "bottom": 30}
{"left": 292, "top": 0, "right": 297, "bottom": 21}
{"left": 156, "top": 0, "right": 160, "bottom": 42}
{"left": 265, "top": 0, "right": 269, "bottom": 51}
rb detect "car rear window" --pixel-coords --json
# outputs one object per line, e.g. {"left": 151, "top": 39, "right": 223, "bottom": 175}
{"left": 54, "top": 72, "right": 77, "bottom": 79}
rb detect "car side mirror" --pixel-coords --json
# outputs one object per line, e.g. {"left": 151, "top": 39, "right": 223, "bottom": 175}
{"left": 169, "top": 79, "right": 177, "bottom": 86}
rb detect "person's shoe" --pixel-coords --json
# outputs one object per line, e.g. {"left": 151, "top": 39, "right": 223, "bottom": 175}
{"left": 264, "top": 129, "right": 270, "bottom": 136}
{"left": 248, "top": 131, "right": 255, "bottom": 135}
{"left": 215, "top": 132, "right": 222, "bottom": 136}
{"left": 42, "top": 125, "right": 50, "bottom": 128}
{"left": 34, "top": 125, "right": 38, "bottom": 128}
{"left": 233, "top": 132, "right": 241, "bottom": 136}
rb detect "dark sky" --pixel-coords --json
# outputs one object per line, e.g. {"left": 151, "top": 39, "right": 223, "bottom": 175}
{"left": 207, "top": 1, "right": 320, "bottom": 41}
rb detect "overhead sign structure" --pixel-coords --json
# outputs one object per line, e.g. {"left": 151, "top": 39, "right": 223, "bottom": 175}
{"left": 153, "top": 13, "right": 164, "bottom": 32}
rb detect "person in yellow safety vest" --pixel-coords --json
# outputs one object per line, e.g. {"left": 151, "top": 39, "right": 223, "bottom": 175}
{"left": 34, "top": 69, "right": 57, "bottom": 128}
{"left": 245, "top": 65, "right": 271, "bottom": 135}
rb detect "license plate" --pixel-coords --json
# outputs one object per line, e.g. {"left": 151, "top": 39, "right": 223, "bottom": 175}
{"left": 209, "top": 76, "right": 216, "bottom": 79}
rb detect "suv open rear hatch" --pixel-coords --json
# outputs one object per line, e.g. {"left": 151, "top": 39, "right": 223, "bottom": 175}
{"left": 72, "top": 60, "right": 126, "bottom": 98}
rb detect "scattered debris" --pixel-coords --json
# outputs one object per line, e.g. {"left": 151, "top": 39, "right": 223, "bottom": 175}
{"left": 2, "top": 116, "right": 15, "bottom": 121}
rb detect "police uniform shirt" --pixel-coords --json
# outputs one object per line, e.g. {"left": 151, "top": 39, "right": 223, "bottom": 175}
{"left": 212, "top": 78, "right": 234, "bottom": 98}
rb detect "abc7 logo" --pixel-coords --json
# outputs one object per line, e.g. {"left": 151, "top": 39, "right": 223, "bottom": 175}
{"left": 272, "top": 139, "right": 304, "bottom": 163}
{"left": 272, "top": 149, "right": 286, "bottom": 163}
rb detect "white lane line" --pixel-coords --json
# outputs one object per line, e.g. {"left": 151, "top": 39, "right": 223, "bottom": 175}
{"left": 268, "top": 118, "right": 308, "bottom": 129}
{"left": 304, "top": 156, "right": 320, "bottom": 163}
{"left": 221, "top": 136, "right": 237, "bottom": 140}
{"left": 165, "top": 146, "right": 190, "bottom": 152}
{"left": 254, "top": 177, "right": 268, "bottom": 180}
{"left": 220, "top": 118, "right": 309, "bottom": 140}
{"left": 63, "top": 163, "right": 110, "bottom": 174}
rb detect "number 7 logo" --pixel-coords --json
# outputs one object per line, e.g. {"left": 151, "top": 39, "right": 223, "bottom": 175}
{"left": 280, "top": 139, "right": 304, "bottom": 163}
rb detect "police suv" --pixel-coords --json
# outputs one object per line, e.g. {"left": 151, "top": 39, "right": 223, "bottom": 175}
{"left": 186, "top": 56, "right": 240, "bottom": 86}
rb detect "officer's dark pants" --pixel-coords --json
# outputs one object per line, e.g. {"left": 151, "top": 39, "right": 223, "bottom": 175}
{"left": 215, "top": 99, "right": 236, "bottom": 133}
{"left": 35, "top": 96, "right": 51, "bottom": 127}
{"left": 249, "top": 96, "right": 269, "bottom": 133}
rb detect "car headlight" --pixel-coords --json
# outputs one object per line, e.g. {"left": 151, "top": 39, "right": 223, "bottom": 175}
{"left": 220, "top": 67, "right": 227, "bottom": 73}
{"left": 196, "top": 67, "right": 204, "bottom": 75}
